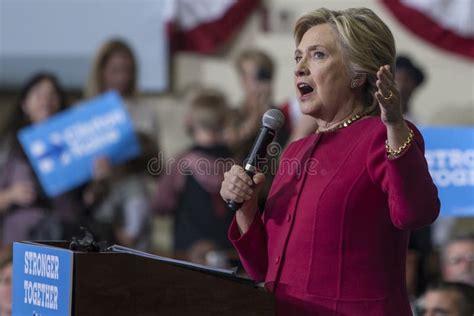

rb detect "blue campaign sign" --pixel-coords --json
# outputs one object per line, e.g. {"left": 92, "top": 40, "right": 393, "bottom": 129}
{"left": 12, "top": 242, "right": 73, "bottom": 316}
{"left": 421, "top": 127, "right": 474, "bottom": 217}
{"left": 18, "top": 91, "right": 141, "bottom": 197}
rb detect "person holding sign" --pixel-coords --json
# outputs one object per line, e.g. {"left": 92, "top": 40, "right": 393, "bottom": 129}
{"left": 220, "top": 7, "right": 440, "bottom": 315}
{"left": 0, "top": 73, "right": 83, "bottom": 246}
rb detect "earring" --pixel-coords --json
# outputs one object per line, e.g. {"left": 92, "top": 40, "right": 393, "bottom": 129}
{"left": 351, "top": 80, "right": 358, "bottom": 89}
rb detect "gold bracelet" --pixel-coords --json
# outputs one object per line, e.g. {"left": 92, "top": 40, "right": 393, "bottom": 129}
{"left": 385, "top": 128, "right": 414, "bottom": 159}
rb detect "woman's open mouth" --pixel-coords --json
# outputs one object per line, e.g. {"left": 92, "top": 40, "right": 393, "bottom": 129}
{"left": 297, "top": 82, "right": 315, "bottom": 100}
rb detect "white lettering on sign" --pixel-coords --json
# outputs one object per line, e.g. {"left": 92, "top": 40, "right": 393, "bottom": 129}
{"left": 24, "top": 251, "right": 59, "bottom": 280}
{"left": 63, "top": 109, "right": 125, "bottom": 158}
{"left": 23, "top": 280, "right": 59, "bottom": 310}
{"left": 426, "top": 149, "right": 474, "bottom": 187}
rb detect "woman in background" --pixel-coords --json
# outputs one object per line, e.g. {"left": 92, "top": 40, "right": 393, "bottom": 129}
{"left": 85, "top": 38, "right": 159, "bottom": 144}
{"left": 83, "top": 39, "right": 158, "bottom": 250}
{"left": 0, "top": 73, "right": 83, "bottom": 245}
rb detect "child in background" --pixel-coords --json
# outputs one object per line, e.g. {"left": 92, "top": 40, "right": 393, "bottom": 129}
{"left": 153, "top": 90, "right": 234, "bottom": 264}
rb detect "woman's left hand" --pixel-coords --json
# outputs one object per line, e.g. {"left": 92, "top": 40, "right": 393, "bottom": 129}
{"left": 375, "top": 65, "right": 404, "bottom": 127}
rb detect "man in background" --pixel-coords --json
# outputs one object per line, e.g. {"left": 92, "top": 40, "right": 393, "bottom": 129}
{"left": 416, "top": 281, "right": 474, "bottom": 316}
{"left": 441, "top": 234, "right": 474, "bottom": 286}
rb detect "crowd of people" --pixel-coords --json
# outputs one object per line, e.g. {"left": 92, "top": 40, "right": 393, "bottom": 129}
{"left": 0, "top": 40, "right": 302, "bottom": 259}
{"left": 0, "top": 9, "right": 472, "bottom": 315}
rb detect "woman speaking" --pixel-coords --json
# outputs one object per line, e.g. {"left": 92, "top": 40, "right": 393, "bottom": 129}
{"left": 220, "top": 7, "right": 440, "bottom": 315}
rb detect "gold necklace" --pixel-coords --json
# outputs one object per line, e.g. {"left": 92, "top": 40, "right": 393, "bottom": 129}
{"left": 316, "top": 109, "right": 369, "bottom": 134}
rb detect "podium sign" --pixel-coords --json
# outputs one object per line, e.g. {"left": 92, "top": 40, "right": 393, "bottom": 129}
{"left": 18, "top": 91, "right": 141, "bottom": 197}
{"left": 11, "top": 241, "right": 274, "bottom": 315}
{"left": 12, "top": 242, "right": 73, "bottom": 316}
{"left": 421, "top": 127, "right": 474, "bottom": 217}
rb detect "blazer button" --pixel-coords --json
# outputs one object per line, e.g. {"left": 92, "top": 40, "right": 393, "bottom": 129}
{"left": 275, "top": 256, "right": 280, "bottom": 264}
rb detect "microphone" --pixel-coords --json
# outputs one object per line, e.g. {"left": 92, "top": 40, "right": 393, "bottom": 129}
{"left": 227, "top": 109, "right": 285, "bottom": 212}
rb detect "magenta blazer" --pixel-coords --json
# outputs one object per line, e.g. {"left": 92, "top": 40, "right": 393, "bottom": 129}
{"left": 229, "top": 117, "right": 439, "bottom": 315}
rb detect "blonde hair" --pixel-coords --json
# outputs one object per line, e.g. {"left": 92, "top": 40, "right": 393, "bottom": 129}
{"left": 186, "top": 89, "right": 229, "bottom": 135}
{"left": 294, "top": 8, "right": 396, "bottom": 113}
{"left": 85, "top": 39, "right": 137, "bottom": 98}
{"left": 236, "top": 49, "right": 274, "bottom": 80}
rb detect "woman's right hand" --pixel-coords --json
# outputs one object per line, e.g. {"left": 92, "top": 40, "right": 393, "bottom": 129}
{"left": 220, "top": 165, "right": 265, "bottom": 234}
{"left": 8, "top": 182, "right": 37, "bottom": 206}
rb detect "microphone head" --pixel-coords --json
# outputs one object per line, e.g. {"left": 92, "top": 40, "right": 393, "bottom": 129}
{"left": 262, "top": 109, "right": 285, "bottom": 131}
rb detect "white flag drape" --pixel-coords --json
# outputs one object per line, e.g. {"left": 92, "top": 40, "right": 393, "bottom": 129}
{"left": 166, "top": 0, "right": 260, "bottom": 54}
{"left": 382, "top": 0, "right": 474, "bottom": 59}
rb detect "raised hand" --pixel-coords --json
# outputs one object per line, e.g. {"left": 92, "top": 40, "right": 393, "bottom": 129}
{"left": 375, "top": 64, "right": 411, "bottom": 155}
{"left": 375, "top": 65, "right": 404, "bottom": 126}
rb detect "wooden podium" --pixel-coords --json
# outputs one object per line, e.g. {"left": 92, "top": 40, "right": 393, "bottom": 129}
{"left": 33, "top": 241, "right": 275, "bottom": 316}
